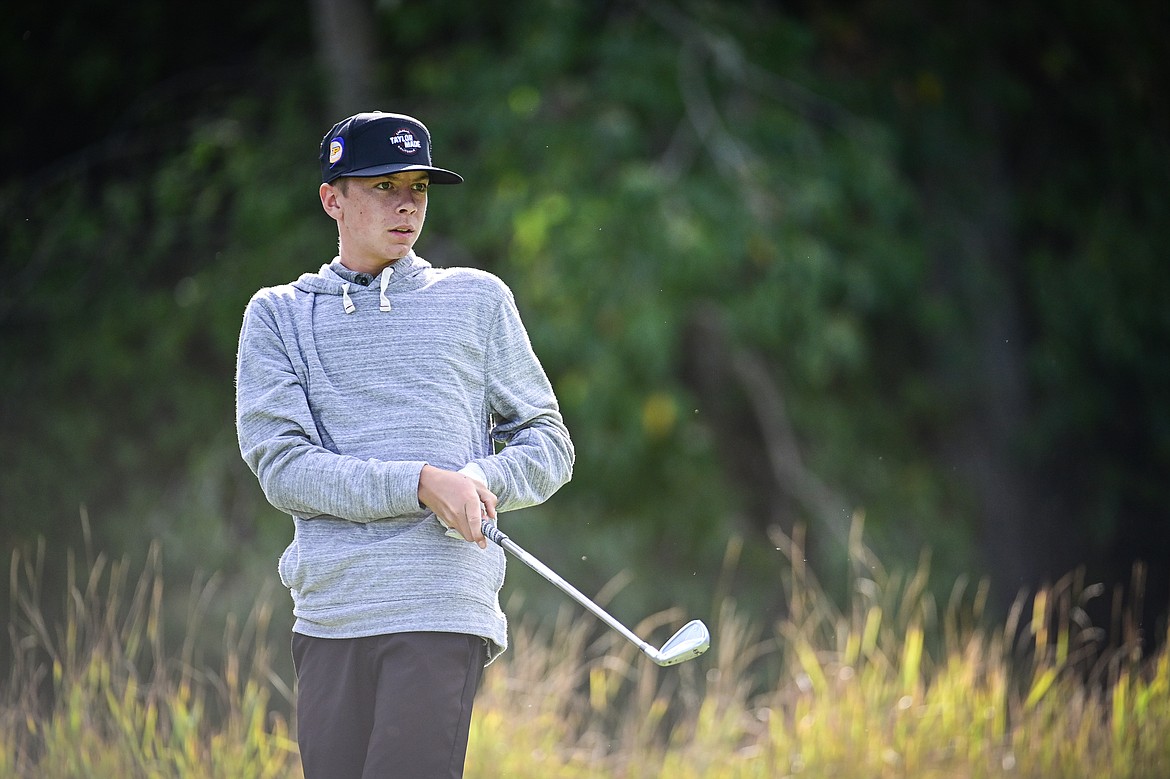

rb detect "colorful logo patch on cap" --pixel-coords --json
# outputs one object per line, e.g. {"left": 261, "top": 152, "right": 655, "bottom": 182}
{"left": 389, "top": 128, "right": 422, "bottom": 156}
{"left": 329, "top": 139, "right": 344, "bottom": 165}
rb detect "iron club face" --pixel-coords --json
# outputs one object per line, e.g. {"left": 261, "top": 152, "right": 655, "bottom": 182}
{"left": 649, "top": 619, "right": 711, "bottom": 666}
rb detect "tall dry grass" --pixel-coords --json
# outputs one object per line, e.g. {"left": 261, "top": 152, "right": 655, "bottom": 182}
{"left": 466, "top": 520, "right": 1169, "bottom": 778}
{"left": 3, "top": 519, "right": 1168, "bottom": 777}
{"left": 2, "top": 535, "right": 298, "bottom": 778}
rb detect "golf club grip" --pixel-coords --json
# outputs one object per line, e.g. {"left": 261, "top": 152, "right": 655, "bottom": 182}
{"left": 479, "top": 520, "right": 654, "bottom": 656}
{"left": 480, "top": 519, "right": 508, "bottom": 547}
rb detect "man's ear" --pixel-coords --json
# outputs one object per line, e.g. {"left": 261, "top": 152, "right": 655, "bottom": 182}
{"left": 320, "top": 182, "right": 343, "bottom": 221}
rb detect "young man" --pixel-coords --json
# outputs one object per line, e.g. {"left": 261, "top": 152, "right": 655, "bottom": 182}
{"left": 235, "top": 111, "right": 574, "bottom": 778}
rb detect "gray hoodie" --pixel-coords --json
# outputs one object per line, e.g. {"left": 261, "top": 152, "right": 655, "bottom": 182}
{"left": 235, "top": 252, "right": 574, "bottom": 658}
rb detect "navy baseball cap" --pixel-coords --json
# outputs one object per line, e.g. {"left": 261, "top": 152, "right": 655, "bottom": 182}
{"left": 319, "top": 111, "right": 463, "bottom": 185}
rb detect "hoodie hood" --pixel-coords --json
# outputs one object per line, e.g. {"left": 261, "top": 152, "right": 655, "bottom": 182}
{"left": 291, "top": 252, "right": 433, "bottom": 314}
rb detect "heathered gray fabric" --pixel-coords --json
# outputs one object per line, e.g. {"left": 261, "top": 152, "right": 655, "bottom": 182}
{"left": 235, "top": 252, "right": 574, "bottom": 658}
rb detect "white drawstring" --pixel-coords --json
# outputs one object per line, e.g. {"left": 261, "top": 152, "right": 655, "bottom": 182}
{"left": 341, "top": 270, "right": 393, "bottom": 314}
{"left": 379, "top": 268, "right": 393, "bottom": 312}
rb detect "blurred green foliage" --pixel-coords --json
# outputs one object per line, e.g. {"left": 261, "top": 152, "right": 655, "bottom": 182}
{"left": 1, "top": 0, "right": 1167, "bottom": 646}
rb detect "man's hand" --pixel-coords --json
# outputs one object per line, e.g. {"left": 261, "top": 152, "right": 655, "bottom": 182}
{"left": 417, "top": 464, "right": 498, "bottom": 549}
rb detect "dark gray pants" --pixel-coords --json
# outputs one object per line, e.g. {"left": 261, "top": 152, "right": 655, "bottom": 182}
{"left": 292, "top": 631, "right": 487, "bottom": 779}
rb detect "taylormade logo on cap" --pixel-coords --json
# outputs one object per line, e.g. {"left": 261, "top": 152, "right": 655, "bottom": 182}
{"left": 319, "top": 111, "right": 464, "bottom": 185}
{"left": 389, "top": 129, "right": 422, "bottom": 155}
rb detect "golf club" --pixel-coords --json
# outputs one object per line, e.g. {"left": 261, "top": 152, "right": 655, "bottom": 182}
{"left": 480, "top": 519, "right": 710, "bottom": 666}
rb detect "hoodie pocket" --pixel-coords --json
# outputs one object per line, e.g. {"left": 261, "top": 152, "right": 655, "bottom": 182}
{"left": 277, "top": 540, "right": 301, "bottom": 589}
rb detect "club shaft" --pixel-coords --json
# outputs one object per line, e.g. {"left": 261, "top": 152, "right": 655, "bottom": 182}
{"left": 481, "top": 520, "right": 656, "bottom": 658}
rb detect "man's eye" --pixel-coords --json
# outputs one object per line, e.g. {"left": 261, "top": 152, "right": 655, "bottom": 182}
{"left": 375, "top": 181, "right": 392, "bottom": 191}
{"left": 412, "top": 183, "right": 429, "bottom": 193}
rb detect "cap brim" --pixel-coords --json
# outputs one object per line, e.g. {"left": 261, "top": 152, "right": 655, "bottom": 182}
{"left": 331, "top": 163, "right": 463, "bottom": 185}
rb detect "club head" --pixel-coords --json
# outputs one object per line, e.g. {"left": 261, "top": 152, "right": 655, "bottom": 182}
{"left": 651, "top": 619, "right": 711, "bottom": 666}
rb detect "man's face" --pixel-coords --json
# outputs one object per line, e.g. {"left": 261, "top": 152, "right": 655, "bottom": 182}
{"left": 320, "top": 171, "right": 430, "bottom": 272}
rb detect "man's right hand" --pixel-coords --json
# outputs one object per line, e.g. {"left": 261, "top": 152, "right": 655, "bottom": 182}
{"left": 417, "top": 464, "right": 498, "bottom": 549}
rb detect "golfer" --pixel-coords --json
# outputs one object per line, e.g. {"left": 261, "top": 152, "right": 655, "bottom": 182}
{"left": 235, "top": 111, "right": 574, "bottom": 778}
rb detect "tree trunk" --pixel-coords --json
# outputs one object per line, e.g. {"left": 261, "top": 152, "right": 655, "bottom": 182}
{"left": 308, "top": 0, "right": 378, "bottom": 120}
{"left": 922, "top": 111, "right": 1064, "bottom": 608}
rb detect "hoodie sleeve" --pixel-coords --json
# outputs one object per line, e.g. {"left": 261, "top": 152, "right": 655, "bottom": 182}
{"left": 467, "top": 286, "right": 575, "bottom": 511}
{"left": 235, "top": 294, "right": 427, "bottom": 522}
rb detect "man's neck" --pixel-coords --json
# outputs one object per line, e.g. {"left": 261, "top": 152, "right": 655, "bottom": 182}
{"left": 337, "top": 255, "right": 403, "bottom": 276}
